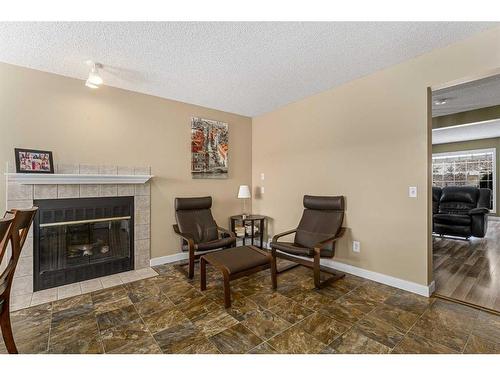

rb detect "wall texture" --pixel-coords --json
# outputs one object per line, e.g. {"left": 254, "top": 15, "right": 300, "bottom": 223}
{"left": 0, "top": 62, "right": 252, "bottom": 259}
{"left": 433, "top": 137, "right": 500, "bottom": 216}
{"left": 252, "top": 27, "right": 500, "bottom": 287}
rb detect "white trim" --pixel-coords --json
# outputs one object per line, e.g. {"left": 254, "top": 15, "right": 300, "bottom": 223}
{"left": 431, "top": 118, "right": 500, "bottom": 133}
{"left": 321, "top": 259, "right": 434, "bottom": 297}
{"left": 430, "top": 68, "right": 500, "bottom": 92}
{"left": 150, "top": 247, "right": 228, "bottom": 267}
{"left": 432, "top": 147, "right": 496, "bottom": 214}
{"left": 152, "top": 250, "right": 435, "bottom": 297}
{"left": 150, "top": 252, "right": 188, "bottom": 267}
{"left": 5, "top": 173, "right": 153, "bottom": 185}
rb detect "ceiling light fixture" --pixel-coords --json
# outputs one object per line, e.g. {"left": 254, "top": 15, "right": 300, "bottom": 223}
{"left": 85, "top": 60, "right": 103, "bottom": 89}
{"left": 433, "top": 98, "right": 448, "bottom": 106}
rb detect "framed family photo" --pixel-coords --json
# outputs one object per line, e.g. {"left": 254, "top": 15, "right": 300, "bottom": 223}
{"left": 14, "top": 148, "right": 54, "bottom": 174}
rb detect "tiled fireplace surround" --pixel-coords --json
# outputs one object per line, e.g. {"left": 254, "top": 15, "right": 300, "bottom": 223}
{"left": 4, "top": 163, "right": 156, "bottom": 311}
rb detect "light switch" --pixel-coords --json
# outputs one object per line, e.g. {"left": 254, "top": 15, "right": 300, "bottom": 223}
{"left": 409, "top": 186, "right": 417, "bottom": 198}
{"left": 260, "top": 186, "right": 265, "bottom": 194}
{"left": 260, "top": 173, "right": 265, "bottom": 181}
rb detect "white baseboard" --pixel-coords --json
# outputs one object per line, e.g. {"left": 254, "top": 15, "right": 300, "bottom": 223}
{"left": 151, "top": 251, "right": 435, "bottom": 297}
{"left": 150, "top": 252, "right": 188, "bottom": 267}
{"left": 321, "top": 258, "right": 434, "bottom": 297}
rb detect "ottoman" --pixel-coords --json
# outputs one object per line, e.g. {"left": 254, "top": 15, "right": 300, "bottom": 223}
{"left": 200, "top": 245, "right": 277, "bottom": 307}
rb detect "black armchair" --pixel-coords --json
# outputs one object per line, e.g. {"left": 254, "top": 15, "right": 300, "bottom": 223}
{"left": 432, "top": 186, "right": 491, "bottom": 239}
{"left": 271, "top": 195, "right": 347, "bottom": 289}
{"left": 173, "top": 196, "right": 236, "bottom": 278}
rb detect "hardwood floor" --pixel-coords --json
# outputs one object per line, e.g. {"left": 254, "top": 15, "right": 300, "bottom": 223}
{"left": 433, "top": 220, "right": 500, "bottom": 312}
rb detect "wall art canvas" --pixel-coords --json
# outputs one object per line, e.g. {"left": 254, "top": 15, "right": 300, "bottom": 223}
{"left": 191, "top": 117, "right": 228, "bottom": 179}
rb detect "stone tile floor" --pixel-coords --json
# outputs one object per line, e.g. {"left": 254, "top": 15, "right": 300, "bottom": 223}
{"left": 1, "top": 261, "right": 499, "bottom": 354}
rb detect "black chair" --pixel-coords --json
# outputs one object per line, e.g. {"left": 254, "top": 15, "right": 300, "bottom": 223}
{"left": 173, "top": 197, "right": 236, "bottom": 278}
{"left": 432, "top": 186, "right": 490, "bottom": 239}
{"left": 0, "top": 207, "right": 38, "bottom": 354}
{"left": 271, "top": 195, "right": 347, "bottom": 289}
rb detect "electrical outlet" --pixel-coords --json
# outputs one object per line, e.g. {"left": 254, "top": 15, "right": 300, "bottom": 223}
{"left": 352, "top": 241, "right": 361, "bottom": 253}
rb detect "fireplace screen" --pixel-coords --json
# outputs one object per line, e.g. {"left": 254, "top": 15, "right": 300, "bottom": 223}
{"left": 34, "top": 197, "right": 134, "bottom": 291}
{"left": 39, "top": 217, "right": 131, "bottom": 271}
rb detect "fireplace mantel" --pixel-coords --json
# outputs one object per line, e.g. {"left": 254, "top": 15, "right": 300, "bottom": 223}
{"left": 5, "top": 173, "right": 153, "bottom": 185}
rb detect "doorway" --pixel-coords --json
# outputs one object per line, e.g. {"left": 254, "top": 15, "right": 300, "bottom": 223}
{"left": 430, "top": 72, "right": 500, "bottom": 312}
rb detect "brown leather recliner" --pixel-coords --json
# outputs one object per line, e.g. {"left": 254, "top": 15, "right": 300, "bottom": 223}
{"left": 271, "top": 195, "right": 346, "bottom": 289}
{"left": 173, "top": 196, "right": 236, "bottom": 278}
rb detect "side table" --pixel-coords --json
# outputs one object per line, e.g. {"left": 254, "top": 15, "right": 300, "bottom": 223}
{"left": 229, "top": 215, "right": 266, "bottom": 249}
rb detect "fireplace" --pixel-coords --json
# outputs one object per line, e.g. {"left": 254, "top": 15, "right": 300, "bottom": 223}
{"left": 33, "top": 196, "right": 134, "bottom": 291}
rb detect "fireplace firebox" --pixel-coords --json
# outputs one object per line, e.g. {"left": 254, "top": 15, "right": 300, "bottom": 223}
{"left": 33, "top": 196, "right": 134, "bottom": 291}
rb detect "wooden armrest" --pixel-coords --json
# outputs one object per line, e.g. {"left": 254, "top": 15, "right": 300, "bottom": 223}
{"left": 217, "top": 226, "right": 236, "bottom": 238}
{"left": 272, "top": 228, "right": 297, "bottom": 243}
{"left": 172, "top": 224, "right": 196, "bottom": 250}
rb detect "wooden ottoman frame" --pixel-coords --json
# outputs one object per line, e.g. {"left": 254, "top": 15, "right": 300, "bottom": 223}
{"left": 200, "top": 246, "right": 277, "bottom": 308}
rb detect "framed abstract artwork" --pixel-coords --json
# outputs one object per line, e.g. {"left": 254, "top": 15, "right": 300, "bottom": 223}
{"left": 191, "top": 117, "right": 228, "bottom": 179}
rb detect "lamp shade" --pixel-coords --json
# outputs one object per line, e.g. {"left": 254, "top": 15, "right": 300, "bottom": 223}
{"left": 237, "top": 185, "right": 251, "bottom": 199}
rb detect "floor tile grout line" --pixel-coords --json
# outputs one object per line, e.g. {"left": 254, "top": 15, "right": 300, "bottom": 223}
{"left": 46, "top": 302, "right": 54, "bottom": 353}
{"left": 397, "top": 297, "right": 484, "bottom": 354}
{"left": 129, "top": 296, "right": 163, "bottom": 354}
{"left": 387, "top": 296, "right": 437, "bottom": 353}
{"left": 241, "top": 279, "right": 368, "bottom": 353}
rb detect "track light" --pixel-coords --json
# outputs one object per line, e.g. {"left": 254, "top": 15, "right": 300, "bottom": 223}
{"left": 85, "top": 61, "right": 103, "bottom": 89}
{"left": 433, "top": 98, "right": 448, "bottom": 106}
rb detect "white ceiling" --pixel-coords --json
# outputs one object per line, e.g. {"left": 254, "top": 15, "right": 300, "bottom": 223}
{"left": 432, "top": 74, "right": 500, "bottom": 117}
{"left": 0, "top": 22, "right": 497, "bottom": 116}
{"left": 432, "top": 119, "right": 500, "bottom": 144}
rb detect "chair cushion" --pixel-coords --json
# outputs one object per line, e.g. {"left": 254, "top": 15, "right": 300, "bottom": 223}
{"left": 175, "top": 209, "right": 219, "bottom": 244}
{"left": 303, "top": 195, "right": 344, "bottom": 210}
{"left": 271, "top": 241, "right": 335, "bottom": 257}
{"left": 182, "top": 236, "right": 236, "bottom": 252}
{"left": 201, "top": 246, "right": 270, "bottom": 274}
{"left": 433, "top": 213, "right": 471, "bottom": 226}
{"left": 439, "top": 187, "right": 478, "bottom": 215}
{"left": 271, "top": 241, "right": 313, "bottom": 256}
{"left": 175, "top": 196, "right": 212, "bottom": 210}
{"left": 294, "top": 209, "right": 343, "bottom": 251}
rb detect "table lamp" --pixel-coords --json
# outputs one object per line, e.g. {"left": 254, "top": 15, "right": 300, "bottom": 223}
{"left": 237, "top": 185, "right": 251, "bottom": 219}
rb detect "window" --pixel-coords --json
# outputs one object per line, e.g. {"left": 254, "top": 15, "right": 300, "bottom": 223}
{"left": 432, "top": 148, "right": 496, "bottom": 213}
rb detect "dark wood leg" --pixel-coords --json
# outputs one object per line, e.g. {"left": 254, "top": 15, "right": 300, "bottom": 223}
{"left": 260, "top": 222, "right": 264, "bottom": 249}
{"left": 200, "top": 257, "right": 207, "bottom": 291}
{"left": 0, "top": 300, "right": 18, "bottom": 354}
{"left": 251, "top": 220, "right": 255, "bottom": 246}
{"left": 223, "top": 273, "right": 231, "bottom": 308}
{"left": 313, "top": 251, "right": 321, "bottom": 289}
{"left": 188, "top": 248, "right": 195, "bottom": 279}
{"left": 270, "top": 251, "right": 277, "bottom": 290}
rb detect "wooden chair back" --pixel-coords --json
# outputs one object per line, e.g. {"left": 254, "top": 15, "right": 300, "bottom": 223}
{"left": 0, "top": 208, "right": 38, "bottom": 299}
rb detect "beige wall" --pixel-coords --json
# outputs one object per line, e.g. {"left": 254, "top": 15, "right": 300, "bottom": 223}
{"left": 252, "top": 27, "right": 500, "bottom": 286}
{"left": 433, "top": 137, "right": 500, "bottom": 216}
{"left": 432, "top": 105, "right": 500, "bottom": 129}
{"left": 0, "top": 62, "right": 252, "bottom": 259}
